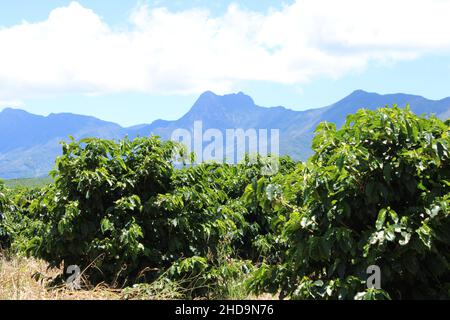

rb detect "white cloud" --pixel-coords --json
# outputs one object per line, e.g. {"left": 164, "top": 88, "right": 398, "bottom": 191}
{"left": 0, "top": 0, "right": 449, "bottom": 100}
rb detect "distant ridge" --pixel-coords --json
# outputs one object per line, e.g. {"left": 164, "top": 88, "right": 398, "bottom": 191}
{"left": 1, "top": 90, "right": 450, "bottom": 179}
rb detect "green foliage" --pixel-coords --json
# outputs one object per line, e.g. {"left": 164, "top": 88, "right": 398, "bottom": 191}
{"left": 0, "top": 181, "right": 24, "bottom": 250}
{"left": 4, "top": 106, "right": 450, "bottom": 300}
{"left": 9, "top": 136, "right": 287, "bottom": 287}
{"left": 13, "top": 137, "right": 186, "bottom": 283}
{"left": 250, "top": 106, "right": 450, "bottom": 299}
{"left": 165, "top": 240, "right": 256, "bottom": 299}
{"left": 240, "top": 165, "right": 296, "bottom": 264}
{"left": 0, "top": 180, "right": 7, "bottom": 248}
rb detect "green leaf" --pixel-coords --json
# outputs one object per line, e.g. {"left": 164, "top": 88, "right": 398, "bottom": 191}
{"left": 376, "top": 209, "right": 387, "bottom": 230}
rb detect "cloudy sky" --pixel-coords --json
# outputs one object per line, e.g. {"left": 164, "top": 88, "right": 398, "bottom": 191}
{"left": 1, "top": 0, "right": 450, "bottom": 126}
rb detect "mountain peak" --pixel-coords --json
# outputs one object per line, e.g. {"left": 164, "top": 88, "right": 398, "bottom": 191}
{"left": 175, "top": 91, "right": 258, "bottom": 128}
{"left": 189, "top": 91, "right": 256, "bottom": 114}
{"left": 334, "top": 89, "right": 380, "bottom": 105}
{"left": 198, "top": 90, "right": 218, "bottom": 99}
{"left": 349, "top": 89, "right": 371, "bottom": 97}
{"left": 0, "top": 108, "right": 40, "bottom": 121}
{"left": 1, "top": 107, "right": 27, "bottom": 114}
{"left": 197, "top": 90, "right": 253, "bottom": 101}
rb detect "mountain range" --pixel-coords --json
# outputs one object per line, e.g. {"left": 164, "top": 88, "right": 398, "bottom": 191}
{"left": 1, "top": 90, "right": 450, "bottom": 179}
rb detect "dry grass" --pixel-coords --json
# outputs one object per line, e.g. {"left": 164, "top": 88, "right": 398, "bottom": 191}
{"left": 0, "top": 254, "right": 120, "bottom": 300}
{"left": 0, "top": 253, "right": 277, "bottom": 300}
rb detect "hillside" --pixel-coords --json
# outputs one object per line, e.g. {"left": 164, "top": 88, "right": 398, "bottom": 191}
{"left": 1, "top": 90, "right": 450, "bottom": 179}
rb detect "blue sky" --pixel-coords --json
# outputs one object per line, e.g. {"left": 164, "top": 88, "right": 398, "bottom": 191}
{"left": 0, "top": 0, "right": 294, "bottom": 25}
{"left": 0, "top": 0, "right": 449, "bottom": 126}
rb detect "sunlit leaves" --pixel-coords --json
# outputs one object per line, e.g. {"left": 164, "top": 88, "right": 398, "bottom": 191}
{"left": 9, "top": 135, "right": 296, "bottom": 287}
{"left": 3, "top": 106, "right": 450, "bottom": 299}
{"left": 253, "top": 106, "right": 450, "bottom": 300}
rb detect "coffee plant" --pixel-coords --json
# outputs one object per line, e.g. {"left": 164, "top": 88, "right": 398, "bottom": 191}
{"left": 8, "top": 136, "right": 288, "bottom": 286}
{"left": 249, "top": 106, "right": 450, "bottom": 299}
{"left": 2, "top": 106, "right": 449, "bottom": 299}
{"left": 0, "top": 180, "right": 7, "bottom": 248}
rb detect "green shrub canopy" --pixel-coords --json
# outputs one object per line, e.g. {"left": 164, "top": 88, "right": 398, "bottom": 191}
{"left": 0, "top": 181, "right": 7, "bottom": 248}
{"left": 8, "top": 136, "right": 286, "bottom": 285}
{"left": 253, "top": 106, "right": 450, "bottom": 299}
{"left": 2, "top": 106, "right": 449, "bottom": 299}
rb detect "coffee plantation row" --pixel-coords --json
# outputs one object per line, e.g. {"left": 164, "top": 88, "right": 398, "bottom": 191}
{"left": 1, "top": 106, "right": 449, "bottom": 299}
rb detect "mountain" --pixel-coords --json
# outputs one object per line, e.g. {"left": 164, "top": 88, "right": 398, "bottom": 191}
{"left": 128, "top": 90, "right": 450, "bottom": 160}
{"left": 1, "top": 90, "right": 450, "bottom": 179}
{"left": 0, "top": 109, "right": 123, "bottom": 178}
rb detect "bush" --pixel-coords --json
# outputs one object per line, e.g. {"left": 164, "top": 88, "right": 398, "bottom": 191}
{"left": 14, "top": 137, "right": 186, "bottom": 284}
{"left": 9, "top": 106, "right": 448, "bottom": 299}
{"left": 250, "top": 106, "right": 450, "bottom": 299}
{"left": 0, "top": 180, "right": 8, "bottom": 249}
{"left": 14, "top": 136, "right": 286, "bottom": 286}
{"left": 166, "top": 251, "right": 255, "bottom": 299}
